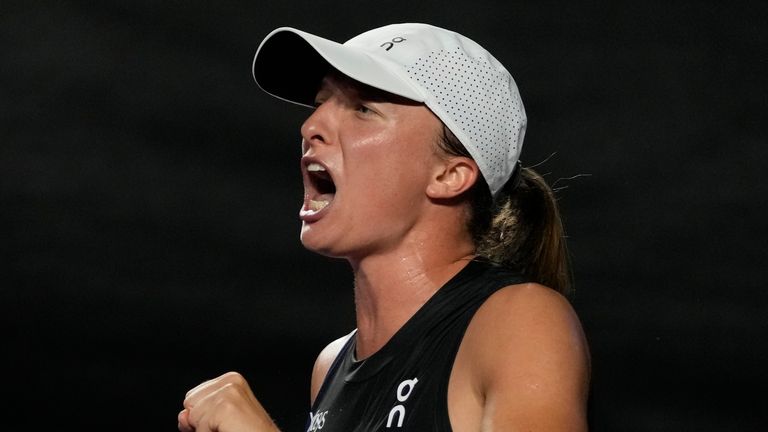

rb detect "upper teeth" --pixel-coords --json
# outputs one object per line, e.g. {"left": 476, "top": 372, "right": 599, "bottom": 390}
{"left": 307, "top": 163, "right": 326, "bottom": 172}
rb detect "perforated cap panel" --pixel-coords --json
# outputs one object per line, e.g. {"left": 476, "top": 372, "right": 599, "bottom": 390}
{"left": 405, "top": 46, "right": 526, "bottom": 195}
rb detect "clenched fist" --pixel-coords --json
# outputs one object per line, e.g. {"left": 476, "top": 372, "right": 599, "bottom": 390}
{"left": 178, "top": 371, "right": 281, "bottom": 432}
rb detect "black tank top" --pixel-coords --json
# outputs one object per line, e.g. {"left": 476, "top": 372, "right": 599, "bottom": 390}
{"left": 305, "top": 260, "right": 526, "bottom": 432}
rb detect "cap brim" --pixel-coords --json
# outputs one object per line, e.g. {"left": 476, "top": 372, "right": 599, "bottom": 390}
{"left": 252, "top": 27, "right": 425, "bottom": 107}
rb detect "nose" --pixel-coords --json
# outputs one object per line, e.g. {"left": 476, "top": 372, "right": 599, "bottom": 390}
{"left": 300, "top": 101, "right": 336, "bottom": 154}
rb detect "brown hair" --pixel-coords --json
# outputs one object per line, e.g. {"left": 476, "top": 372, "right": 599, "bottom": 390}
{"left": 436, "top": 125, "right": 573, "bottom": 296}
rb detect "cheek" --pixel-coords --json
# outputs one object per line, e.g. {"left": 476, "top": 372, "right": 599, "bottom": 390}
{"left": 340, "top": 119, "right": 440, "bottom": 204}
{"left": 348, "top": 153, "right": 432, "bottom": 219}
{"left": 343, "top": 132, "right": 397, "bottom": 180}
{"left": 347, "top": 127, "right": 434, "bottom": 170}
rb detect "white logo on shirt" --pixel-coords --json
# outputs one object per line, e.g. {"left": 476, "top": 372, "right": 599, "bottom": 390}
{"left": 386, "top": 377, "right": 419, "bottom": 428}
{"left": 307, "top": 410, "right": 328, "bottom": 431}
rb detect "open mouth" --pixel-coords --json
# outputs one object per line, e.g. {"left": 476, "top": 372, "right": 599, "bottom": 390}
{"left": 305, "top": 162, "right": 336, "bottom": 213}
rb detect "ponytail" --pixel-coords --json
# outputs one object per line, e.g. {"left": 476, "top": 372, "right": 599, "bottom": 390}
{"left": 479, "top": 168, "right": 572, "bottom": 295}
{"left": 436, "top": 126, "right": 573, "bottom": 295}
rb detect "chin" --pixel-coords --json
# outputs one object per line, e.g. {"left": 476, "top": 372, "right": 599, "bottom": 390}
{"left": 300, "top": 228, "right": 339, "bottom": 258}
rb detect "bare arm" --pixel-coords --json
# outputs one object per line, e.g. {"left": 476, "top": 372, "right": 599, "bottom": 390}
{"left": 310, "top": 332, "right": 354, "bottom": 404}
{"left": 452, "top": 283, "right": 591, "bottom": 431}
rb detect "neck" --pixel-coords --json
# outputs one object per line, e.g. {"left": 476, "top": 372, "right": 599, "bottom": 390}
{"left": 349, "top": 229, "right": 475, "bottom": 359}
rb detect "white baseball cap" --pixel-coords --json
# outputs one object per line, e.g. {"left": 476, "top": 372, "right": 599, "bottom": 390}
{"left": 252, "top": 23, "right": 527, "bottom": 197}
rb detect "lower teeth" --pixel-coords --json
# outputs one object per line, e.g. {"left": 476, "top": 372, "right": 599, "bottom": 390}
{"left": 309, "top": 199, "right": 329, "bottom": 211}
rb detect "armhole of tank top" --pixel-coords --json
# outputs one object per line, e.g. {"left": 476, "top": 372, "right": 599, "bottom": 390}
{"left": 440, "top": 316, "right": 472, "bottom": 432}
{"left": 442, "top": 276, "right": 527, "bottom": 430}
{"left": 310, "top": 329, "right": 357, "bottom": 411}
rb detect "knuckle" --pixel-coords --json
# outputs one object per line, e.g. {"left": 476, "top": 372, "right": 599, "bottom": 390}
{"left": 220, "top": 382, "right": 242, "bottom": 397}
{"left": 222, "top": 371, "right": 246, "bottom": 386}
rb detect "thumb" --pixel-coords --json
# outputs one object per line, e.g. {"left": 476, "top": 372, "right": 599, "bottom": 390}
{"left": 178, "top": 408, "right": 194, "bottom": 432}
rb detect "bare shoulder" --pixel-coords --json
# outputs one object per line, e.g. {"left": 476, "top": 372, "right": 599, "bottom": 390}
{"left": 460, "top": 282, "right": 591, "bottom": 429}
{"left": 466, "top": 282, "right": 591, "bottom": 380}
{"left": 471, "top": 282, "right": 588, "bottom": 346}
{"left": 310, "top": 331, "right": 355, "bottom": 404}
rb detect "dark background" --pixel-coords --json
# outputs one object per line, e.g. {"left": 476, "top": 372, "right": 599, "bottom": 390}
{"left": 3, "top": 1, "right": 766, "bottom": 430}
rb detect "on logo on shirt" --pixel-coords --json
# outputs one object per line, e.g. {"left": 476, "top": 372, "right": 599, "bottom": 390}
{"left": 386, "top": 377, "right": 419, "bottom": 428}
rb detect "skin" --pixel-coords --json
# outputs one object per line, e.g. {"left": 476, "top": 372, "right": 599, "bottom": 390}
{"left": 179, "top": 73, "right": 590, "bottom": 431}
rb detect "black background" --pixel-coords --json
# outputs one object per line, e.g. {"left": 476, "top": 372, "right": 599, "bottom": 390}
{"left": 3, "top": 1, "right": 767, "bottom": 430}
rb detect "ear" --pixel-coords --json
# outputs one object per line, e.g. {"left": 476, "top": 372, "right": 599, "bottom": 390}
{"left": 426, "top": 156, "right": 480, "bottom": 199}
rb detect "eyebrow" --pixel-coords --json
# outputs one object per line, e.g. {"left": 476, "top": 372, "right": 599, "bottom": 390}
{"left": 320, "top": 71, "right": 419, "bottom": 105}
